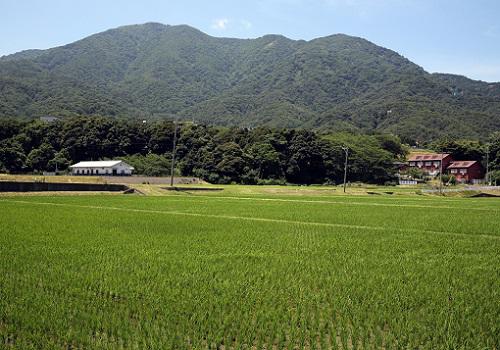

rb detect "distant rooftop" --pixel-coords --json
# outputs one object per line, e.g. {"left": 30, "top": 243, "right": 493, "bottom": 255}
{"left": 447, "top": 161, "right": 478, "bottom": 169}
{"left": 408, "top": 153, "right": 451, "bottom": 161}
{"left": 70, "top": 160, "right": 133, "bottom": 169}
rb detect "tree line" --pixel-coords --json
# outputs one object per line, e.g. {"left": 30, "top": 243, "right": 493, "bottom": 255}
{"left": 1, "top": 117, "right": 498, "bottom": 185}
{"left": 0, "top": 117, "right": 409, "bottom": 185}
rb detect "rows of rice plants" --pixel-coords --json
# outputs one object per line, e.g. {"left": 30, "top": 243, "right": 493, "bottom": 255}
{"left": 0, "top": 194, "right": 499, "bottom": 349}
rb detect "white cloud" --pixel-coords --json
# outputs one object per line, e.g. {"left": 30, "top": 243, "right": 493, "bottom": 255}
{"left": 240, "top": 19, "right": 253, "bottom": 30}
{"left": 211, "top": 18, "right": 229, "bottom": 30}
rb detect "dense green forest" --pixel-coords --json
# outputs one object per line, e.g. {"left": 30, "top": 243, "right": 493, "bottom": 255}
{"left": 2, "top": 117, "right": 499, "bottom": 184}
{"left": 0, "top": 117, "right": 408, "bottom": 184}
{"left": 1, "top": 23, "right": 499, "bottom": 143}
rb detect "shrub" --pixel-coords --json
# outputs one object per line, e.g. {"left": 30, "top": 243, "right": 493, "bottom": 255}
{"left": 449, "top": 175, "right": 457, "bottom": 185}
{"left": 257, "top": 178, "right": 287, "bottom": 186}
{"left": 489, "top": 170, "right": 500, "bottom": 185}
{"left": 207, "top": 172, "right": 220, "bottom": 184}
{"left": 122, "top": 154, "right": 172, "bottom": 177}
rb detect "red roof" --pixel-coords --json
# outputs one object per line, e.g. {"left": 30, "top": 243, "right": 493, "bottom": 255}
{"left": 447, "top": 161, "right": 478, "bottom": 169}
{"left": 408, "top": 153, "right": 450, "bottom": 161}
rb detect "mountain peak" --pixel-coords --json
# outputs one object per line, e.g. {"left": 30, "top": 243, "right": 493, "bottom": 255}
{"left": 0, "top": 23, "right": 498, "bottom": 141}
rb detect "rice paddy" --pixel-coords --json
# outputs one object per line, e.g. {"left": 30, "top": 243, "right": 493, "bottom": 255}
{"left": 0, "top": 190, "right": 499, "bottom": 349}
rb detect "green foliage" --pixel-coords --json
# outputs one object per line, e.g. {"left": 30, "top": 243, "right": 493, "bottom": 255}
{"left": 441, "top": 174, "right": 457, "bottom": 185}
{"left": 246, "top": 142, "right": 284, "bottom": 179}
{"left": 3, "top": 116, "right": 498, "bottom": 185}
{"left": 402, "top": 167, "right": 426, "bottom": 180}
{"left": 449, "top": 175, "right": 457, "bottom": 185}
{"left": 26, "top": 143, "right": 55, "bottom": 172}
{"left": 121, "top": 153, "right": 172, "bottom": 177}
{"left": 0, "top": 23, "right": 499, "bottom": 141}
{"left": 214, "top": 142, "right": 248, "bottom": 181}
{"left": 0, "top": 140, "right": 26, "bottom": 173}
{"left": 430, "top": 138, "right": 485, "bottom": 161}
{"left": 489, "top": 170, "right": 500, "bottom": 184}
{"left": 488, "top": 132, "right": 500, "bottom": 172}
{"left": 322, "top": 132, "right": 403, "bottom": 183}
{"left": 48, "top": 149, "right": 71, "bottom": 171}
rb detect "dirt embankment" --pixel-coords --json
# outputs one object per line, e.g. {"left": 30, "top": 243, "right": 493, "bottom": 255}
{"left": 0, "top": 174, "right": 204, "bottom": 185}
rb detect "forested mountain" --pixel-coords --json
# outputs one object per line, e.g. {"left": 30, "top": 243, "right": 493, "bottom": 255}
{"left": 1, "top": 22, "right": 499, "bottom": 142}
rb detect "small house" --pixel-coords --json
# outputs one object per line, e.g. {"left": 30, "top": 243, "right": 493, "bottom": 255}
{"left": 447, "top": 161, "right": 483, "bottom": 183}
{"left": 69, "top": 160, "right": 134, "bottom": 176}
{"left": 407, "top": 153, "right": 453, "bottom": 176}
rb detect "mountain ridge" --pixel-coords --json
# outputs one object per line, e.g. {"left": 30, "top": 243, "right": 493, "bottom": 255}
{"left": 1, "top": 22, "right": 499, "bottom": 142}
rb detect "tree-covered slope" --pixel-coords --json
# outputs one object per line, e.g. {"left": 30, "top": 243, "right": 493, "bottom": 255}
{"left": 1, "top": 22, "right": 499, "bottom": 141}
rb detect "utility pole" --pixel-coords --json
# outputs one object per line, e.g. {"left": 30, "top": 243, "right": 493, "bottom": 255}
{"left": 170, "top": 121, "right": 179, "bottom": 187}
{"left": 485, "top": 143, "right": 490, "bottom": 186}
{"left": 342, "top": 146, "right": 349, "bottom": 193}
{"left": 439, "top": 149, "right": 444, "bottom": 195}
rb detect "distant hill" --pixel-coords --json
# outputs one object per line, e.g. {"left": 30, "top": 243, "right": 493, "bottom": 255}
{"left": 1, "top": 22, "right": 499, "bottom": 142}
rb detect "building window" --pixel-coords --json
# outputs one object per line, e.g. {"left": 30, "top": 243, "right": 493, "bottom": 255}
{"left": 409, "top": 162, "right": 415, "bottom": 166}
{"left": 425, "top": 161, "right": 432, "bottom": 166}
{"left": 433, "top": 161, "right": 440, "bottom": 167}
{"left": 450, "top": 169, "right": 458, "bottom": 174}
{"left": 417, "top": 162, "right": 423, "bottom": 167}
{"left": 460, "top": 169, "right": 467, "bottom": 174}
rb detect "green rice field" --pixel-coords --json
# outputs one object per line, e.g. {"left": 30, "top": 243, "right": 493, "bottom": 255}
{"left": 0, "top": 190, "right": 499, "bottom": 349}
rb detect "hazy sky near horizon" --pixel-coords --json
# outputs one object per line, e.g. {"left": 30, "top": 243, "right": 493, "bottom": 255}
{"left": 1, "top": 0, "right": 499, "bottom": 82}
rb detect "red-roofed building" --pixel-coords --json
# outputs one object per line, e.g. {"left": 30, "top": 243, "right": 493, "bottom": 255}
{"left": 403, "top": 153, "right": 485, "bottom": 183}
{"left": 407, "top": 153, "right": 453, "bottom": 176}
{"left": 447, "top": 161, "right": 484, "bottom": 183}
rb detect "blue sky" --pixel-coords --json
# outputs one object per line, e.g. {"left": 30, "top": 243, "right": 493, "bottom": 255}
{"left": 1, "top": 0, "right": 499, "bottom": 81}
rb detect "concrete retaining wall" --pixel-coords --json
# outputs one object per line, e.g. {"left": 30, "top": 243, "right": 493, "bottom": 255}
{"left": 0, "top": 181, "right": 128, "bottom": 192}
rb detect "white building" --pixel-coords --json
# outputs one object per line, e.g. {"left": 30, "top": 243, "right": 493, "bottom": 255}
{"left": 69, "top": 160, "right": 134, "bottom": 176}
